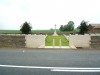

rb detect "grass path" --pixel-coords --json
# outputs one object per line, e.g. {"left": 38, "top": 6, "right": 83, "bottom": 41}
{"left": 45, "top": 35, "right": 69, "bottom": 46}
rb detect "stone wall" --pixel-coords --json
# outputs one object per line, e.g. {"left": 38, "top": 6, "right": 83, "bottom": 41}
{"left": 0, "top": 34, "right": 99, "bottom": 49}
{"left": 0, "top": 34, "right": 25, "bottom": 48}
{"left": 25, "top": 34, "right": 47, "bottom": 48}
{"left": 0, "top": 34, "right": 46, "bottom": 48}
{"left": 90, "top": 35, "right": 100, "bottom": 49}
{"left": 69, "top": 34, "right": 91, "bottom": 48}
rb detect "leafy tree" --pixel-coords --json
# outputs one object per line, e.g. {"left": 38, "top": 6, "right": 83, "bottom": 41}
{"left": 67, "top": 21, "right": 74, "bottom": 31}
{"left": 79, "top": 20, "right": 88, "bottom": 35}
{"left": 63, "top": 25, "right": 68, "bottom": 31}
{"left": 59, "top": 25, "right": 64, "bottom": 31}
{"left": 20, "top": 21, "right": 32, "bottom": 34}
{"left": 59, "top": 21, "right": 74, "bottom": 31}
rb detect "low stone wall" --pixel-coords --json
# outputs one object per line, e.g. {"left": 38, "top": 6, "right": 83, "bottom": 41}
{"left": 90, "top": 35, "right": 100, "bottom": 49}
{"left": 0, "top": 34, "right": 99, "bottom": 49}
{"left": 0, "top": 34, "right": 47, "bottom": 48}
{"left": 63, "top": 34, "right": 69, "bottom": 40}
{"left": 25, "top": 34, "right": 47, "bottom": 48}
{"left": 69, "top": 34, "right": 91, "bottom": 48}
{"left": 0, "top": 34, "right": 25, "bottom": 48}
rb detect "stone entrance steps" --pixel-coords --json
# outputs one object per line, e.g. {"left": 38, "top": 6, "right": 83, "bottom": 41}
{"left": 45, "top": 46, "right": 71, "bottom": 48}
{"left": 45, "top": 46, "right": 76, "bottom": 49}
{"left": 38, "top": 44, "right": 76, "bottom": 49}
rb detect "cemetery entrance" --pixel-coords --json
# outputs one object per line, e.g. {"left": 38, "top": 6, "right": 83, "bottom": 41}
{"left": 45, "top": 35, "right": 69, "bottom": 46}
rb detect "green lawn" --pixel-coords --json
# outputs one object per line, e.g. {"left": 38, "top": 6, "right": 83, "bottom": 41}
{"left": 45, "top": 35, "right": 69, "bottom": 46}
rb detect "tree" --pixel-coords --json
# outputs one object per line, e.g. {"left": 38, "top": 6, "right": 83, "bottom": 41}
{"left": 59, "top": 21, "right": 75, "bottom": 31}
{"left": 79, "top": 20, "right": 88, "bottom": 35}
{"left": 67, "top": 21, "right": 74, "bottom": 31}
{"left": 59, "top": 25, "right": 64, "bottom": 31}
{"left": 20, "top": 21, "right": 32, "bottom": 34}
{"left": 63, "top": 24, "right": 68, "bottom": 31}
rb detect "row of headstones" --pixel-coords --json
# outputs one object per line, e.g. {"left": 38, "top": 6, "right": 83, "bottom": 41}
{"left": 52, "top": 39, "right": 62, "bottom": 46}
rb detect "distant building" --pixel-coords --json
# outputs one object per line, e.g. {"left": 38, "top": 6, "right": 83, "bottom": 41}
{"left": 88, "top": 24, "right": 100, "bottom": 34}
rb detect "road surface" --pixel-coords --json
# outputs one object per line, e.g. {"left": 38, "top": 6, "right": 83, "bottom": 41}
{"left": 0, "top": 48, "right": 100, "bottom": 75}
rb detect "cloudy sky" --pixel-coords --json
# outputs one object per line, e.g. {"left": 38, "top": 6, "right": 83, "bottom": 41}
{"left": 0, "top": 0, "right": 100, "bottom": 30}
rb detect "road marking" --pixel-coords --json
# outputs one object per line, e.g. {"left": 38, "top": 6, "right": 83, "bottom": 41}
{"left": 1, "top": 64, "right": 100, "bottom": 69}
{"left": 0, "top": 65, "right": 59, "bottom": 69}
{"left": 0, "top": 65, "right": 100, "bottom": 72}
{"left": 51, "top": 69, "right": 100, "bottom": 72}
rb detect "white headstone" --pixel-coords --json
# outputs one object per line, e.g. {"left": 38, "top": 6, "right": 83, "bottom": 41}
{"left": 59, "top": 39, "right": 61, "bottom": 47}
{"left": 53, "top": 39, "right": 55, "bottom": 47}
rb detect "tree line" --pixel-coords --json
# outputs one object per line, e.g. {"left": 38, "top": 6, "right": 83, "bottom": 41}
{"left": 20, "top": 20, "right": 88, "bottom": 35}
{"left": 59, "top": 21, "right": 74, "bottom": 31}
{"left": 59, "top": 20, "right": 88, "bottom": 34}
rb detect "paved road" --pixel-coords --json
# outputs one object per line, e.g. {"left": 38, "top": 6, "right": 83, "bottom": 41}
{"left": 0, "top": 48, "right": 100, "bottom": 75}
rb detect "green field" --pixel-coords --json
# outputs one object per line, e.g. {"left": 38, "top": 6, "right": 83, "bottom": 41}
{"left": 0, "top": 30, "right": 58, "bottom": 34}
{"left": 0, "top": 29, "right": 79, "bottom": 34}
{"left": 45, "top": 35, "right": 69, "bottom": 46}
{"left": 0, "top": 30, "right": 21, "bottom": 34}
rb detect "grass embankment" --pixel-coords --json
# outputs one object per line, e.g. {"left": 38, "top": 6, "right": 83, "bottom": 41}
{"left": 45, "top": 35, "right": 69, "bottom": 46}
